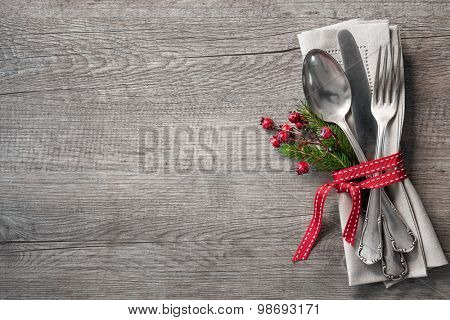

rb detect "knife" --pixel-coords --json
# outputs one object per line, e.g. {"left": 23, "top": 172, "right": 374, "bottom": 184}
{"left": 338, "top": 30, "right": 414, "bottom": 280}
{"left": 338, "top": 30, "right": 382, "bottom": 265}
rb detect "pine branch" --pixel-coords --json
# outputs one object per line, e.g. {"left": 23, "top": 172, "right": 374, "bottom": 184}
{"left": 263, "top": 101, "right": 358, "bottom": 172}
{"left": 278, "top": 143, "right": 303, "bottom": 159}
{"left": 297, "top": 102, "right": 357, "bottom": 167}
{"left": 276, "top": 102, "right": 358, "bottom": 172}
{"left": 279, "top": 142, "right": 354, "bottom": 172}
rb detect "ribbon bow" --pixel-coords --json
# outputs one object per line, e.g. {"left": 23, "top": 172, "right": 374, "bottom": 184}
{"left": 292, "top": 152, "right": 407, "bottom": 262}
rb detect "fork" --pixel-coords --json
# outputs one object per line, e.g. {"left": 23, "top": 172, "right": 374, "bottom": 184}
{"left": 370, "top": 43, "right": 409, "bottom": 280}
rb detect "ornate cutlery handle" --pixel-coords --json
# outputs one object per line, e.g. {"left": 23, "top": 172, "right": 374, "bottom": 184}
{"left": 359, "top": 189, "right": 416, "bottom": 264}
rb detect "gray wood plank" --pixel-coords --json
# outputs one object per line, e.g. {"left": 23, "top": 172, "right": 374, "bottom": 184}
{"left": 0, "top": 0, "right": 449, "bottom": 299}
{"left": 1, "top": 241, "right": 448, "bottom": 299}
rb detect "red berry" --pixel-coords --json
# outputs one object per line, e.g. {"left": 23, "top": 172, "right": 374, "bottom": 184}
{"left": 296, "top": 161, "right": 310, "bottom": 175}
{"left": 260, "top": 117, "right": 274, "bottom": 130}
{"left": 280, "top": 124, "right": 293, "bottom": 132}
{"left": 277, "top": 130, "right": 290, "bottom": 143}
{"left": 320, "top": 126, "right": 333, "bottom": 139}
{"left": 270, "top": 136, "right": 281, "bottom": 148}
{"left": 288, "top": 111, "right": 301, "bottom": 123}
{"left": 295, "top": 122, "right": 305, "bottom": 129}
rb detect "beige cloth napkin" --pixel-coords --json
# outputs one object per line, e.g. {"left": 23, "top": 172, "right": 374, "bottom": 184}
{"left": 297, "top": 20, "right": 447, "bottom": 286}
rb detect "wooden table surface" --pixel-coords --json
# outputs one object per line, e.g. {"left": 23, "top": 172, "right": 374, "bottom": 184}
{"left": 1, "top": 0, "right": 449, "bottom": 299}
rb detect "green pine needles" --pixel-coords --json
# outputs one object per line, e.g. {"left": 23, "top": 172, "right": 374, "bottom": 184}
{"left": 278, "top": 102, "right": 357, "bottom": 172}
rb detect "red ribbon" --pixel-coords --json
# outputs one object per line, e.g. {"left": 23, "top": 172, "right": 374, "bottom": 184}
{"left": 292, "top": 152, "right": 407, "bottom": 262}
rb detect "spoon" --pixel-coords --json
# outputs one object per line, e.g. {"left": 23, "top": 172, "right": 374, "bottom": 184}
{"left": 302, "top": 49, "right": 364, "bottom": 156}
{"left": 302, "top": 49, "right": 407, "bottom": 279}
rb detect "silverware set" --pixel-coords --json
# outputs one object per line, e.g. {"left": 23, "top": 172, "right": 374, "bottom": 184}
{"left": 302, "top": 33, "right": 416, "bottom": 280}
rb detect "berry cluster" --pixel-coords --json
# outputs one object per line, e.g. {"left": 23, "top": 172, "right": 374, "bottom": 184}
{"left": 260, "top": 111, "right": 335, "bottom": 175}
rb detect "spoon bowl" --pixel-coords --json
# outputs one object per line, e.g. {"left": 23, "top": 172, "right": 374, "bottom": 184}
{"left": 302, "top": 49, "right": 352, "bottom": 125}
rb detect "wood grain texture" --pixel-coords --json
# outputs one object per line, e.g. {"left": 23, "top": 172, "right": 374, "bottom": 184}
{"left": 0, "top": 0, "right": 449, "bottom": 299}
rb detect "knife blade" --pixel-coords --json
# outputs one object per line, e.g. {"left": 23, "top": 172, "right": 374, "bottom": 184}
{"left": 338, "top": 30, "right": 377, "bottom": 160}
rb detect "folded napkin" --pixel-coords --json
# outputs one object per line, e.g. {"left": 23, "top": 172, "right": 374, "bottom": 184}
{"left": 298, "top": 20, "right": 447, "bottom": 286}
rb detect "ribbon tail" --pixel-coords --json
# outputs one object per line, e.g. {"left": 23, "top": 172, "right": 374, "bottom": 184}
{"left": 342, "top": 186, "right": 361, "bottom": 245}
{"left": 292, "top": 184, "right": 333, "bottom": 262}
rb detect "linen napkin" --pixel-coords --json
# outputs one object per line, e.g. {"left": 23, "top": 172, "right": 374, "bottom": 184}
{"left": 297, "top": 20, "right": 447, "bottom": 286}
